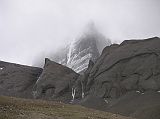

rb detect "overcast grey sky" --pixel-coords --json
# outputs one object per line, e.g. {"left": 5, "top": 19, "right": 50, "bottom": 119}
{"left": 0, "top": 0, "right": 160, "bottom": 66}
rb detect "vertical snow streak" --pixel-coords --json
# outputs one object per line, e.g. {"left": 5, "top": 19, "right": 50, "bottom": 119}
{"left": 35, "top": 76, "right": 41, "bottom": 84}
{"left": 72, "top": 87, "right": 76, "bottom": 101}
{"left": 67, "top": 40, "right": 75, "bottom": 66}
{"left": 81, "top": 82, "right": 84, "bottom": 98}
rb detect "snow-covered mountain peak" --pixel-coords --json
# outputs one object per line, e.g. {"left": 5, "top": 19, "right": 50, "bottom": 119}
{"left": 53, "top": 23, "right": 111, "bottom": 73}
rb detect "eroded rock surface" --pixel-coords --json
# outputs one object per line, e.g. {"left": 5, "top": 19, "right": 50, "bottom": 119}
{"left": 74, "top": 37, "right": 160, "bottom": 119}
{"left": 0, "top": 61, "right": 42, "bottom": 98}
{"left": 84, "top": 37, "right": 160, "bottom": 98}
{"left": 33, "top": 58, "right": 79, "bottom": 102}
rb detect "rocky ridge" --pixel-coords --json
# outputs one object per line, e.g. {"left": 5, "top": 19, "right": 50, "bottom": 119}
{"left": 0, "top": 61, "right": 42, "bottom": 98}
{"left": 72, "top": 37, "right": 160, "bottom": 119}
{"left": 0, "top": 37, "right": 160, "bottom": 119}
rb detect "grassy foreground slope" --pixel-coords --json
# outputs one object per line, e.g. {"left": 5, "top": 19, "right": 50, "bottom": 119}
{"left": 0, "top": 96, "right": 134, "bottom": 119}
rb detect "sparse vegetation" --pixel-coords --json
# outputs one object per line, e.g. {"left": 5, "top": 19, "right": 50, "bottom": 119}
{"left": 0, "top": 96, "right": 134, "bottom": 119}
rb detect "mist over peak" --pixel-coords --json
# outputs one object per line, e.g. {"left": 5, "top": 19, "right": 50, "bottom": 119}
{"left": 0, "top": 1, "right": 160, "bottom": 118}
{"left": 46, "top": 22, "right": 111, "bottom": 73}
{"left": 0, "top": 0, "right": 160, "bottom": 66}
{"left": 33, "top": 21, "right": 111, "bottom": 68}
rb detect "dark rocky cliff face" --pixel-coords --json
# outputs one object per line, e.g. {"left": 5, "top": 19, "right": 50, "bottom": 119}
{"left": 0, "top": 59, "right": 79, "bottom": 102}
{"left": 73, "top": 37, "right": 160, "bottom": 119}
{"left": 0, "top": 61, "right": 42, "bottom": 98}
{"left": 86, "top": 37, "right": 160, "bottom": 97}
{"left": 1, "top": 36, "right": 160, "bottom": 119}
{"left": 33, "top": 58, "right": 79, "bottom": 102}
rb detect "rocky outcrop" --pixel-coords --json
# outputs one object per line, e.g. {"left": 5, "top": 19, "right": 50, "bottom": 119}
{"left": 0, "top": 61, "right": 42, "bottom": 98}
{"left": 81, "top": 37, "right": 160, "bottom": 98}
{"left": 74, "top": 37, "right": 160, "bottom": 118}
{"left": 1, "top": 36, "right": 160, "bottom": 119}
{"left": 33, "top": 58, "right": 79, "bottom": 102}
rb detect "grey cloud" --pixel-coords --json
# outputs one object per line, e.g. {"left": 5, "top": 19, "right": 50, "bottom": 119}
{"left": 0, "top": 0, "right": 160, "bottom": 66}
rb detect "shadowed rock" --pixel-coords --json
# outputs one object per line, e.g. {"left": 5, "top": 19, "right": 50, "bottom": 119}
{"left": 107, "top": 91, "right": 160, "bottom": 119}
{"left": 33, "top": 58, "right": 79, "bottom": 102}
{"left": 86, "top": 37, "right": 160, "bottom": 98}
{"left": 72, "top": 60, "right": 94, "bottom": 100}
{"left": 0, "top": 61, "right": 42, "bottom": 98}
{"left": 76, "top": 37, "right": 160, "bottom": 119}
